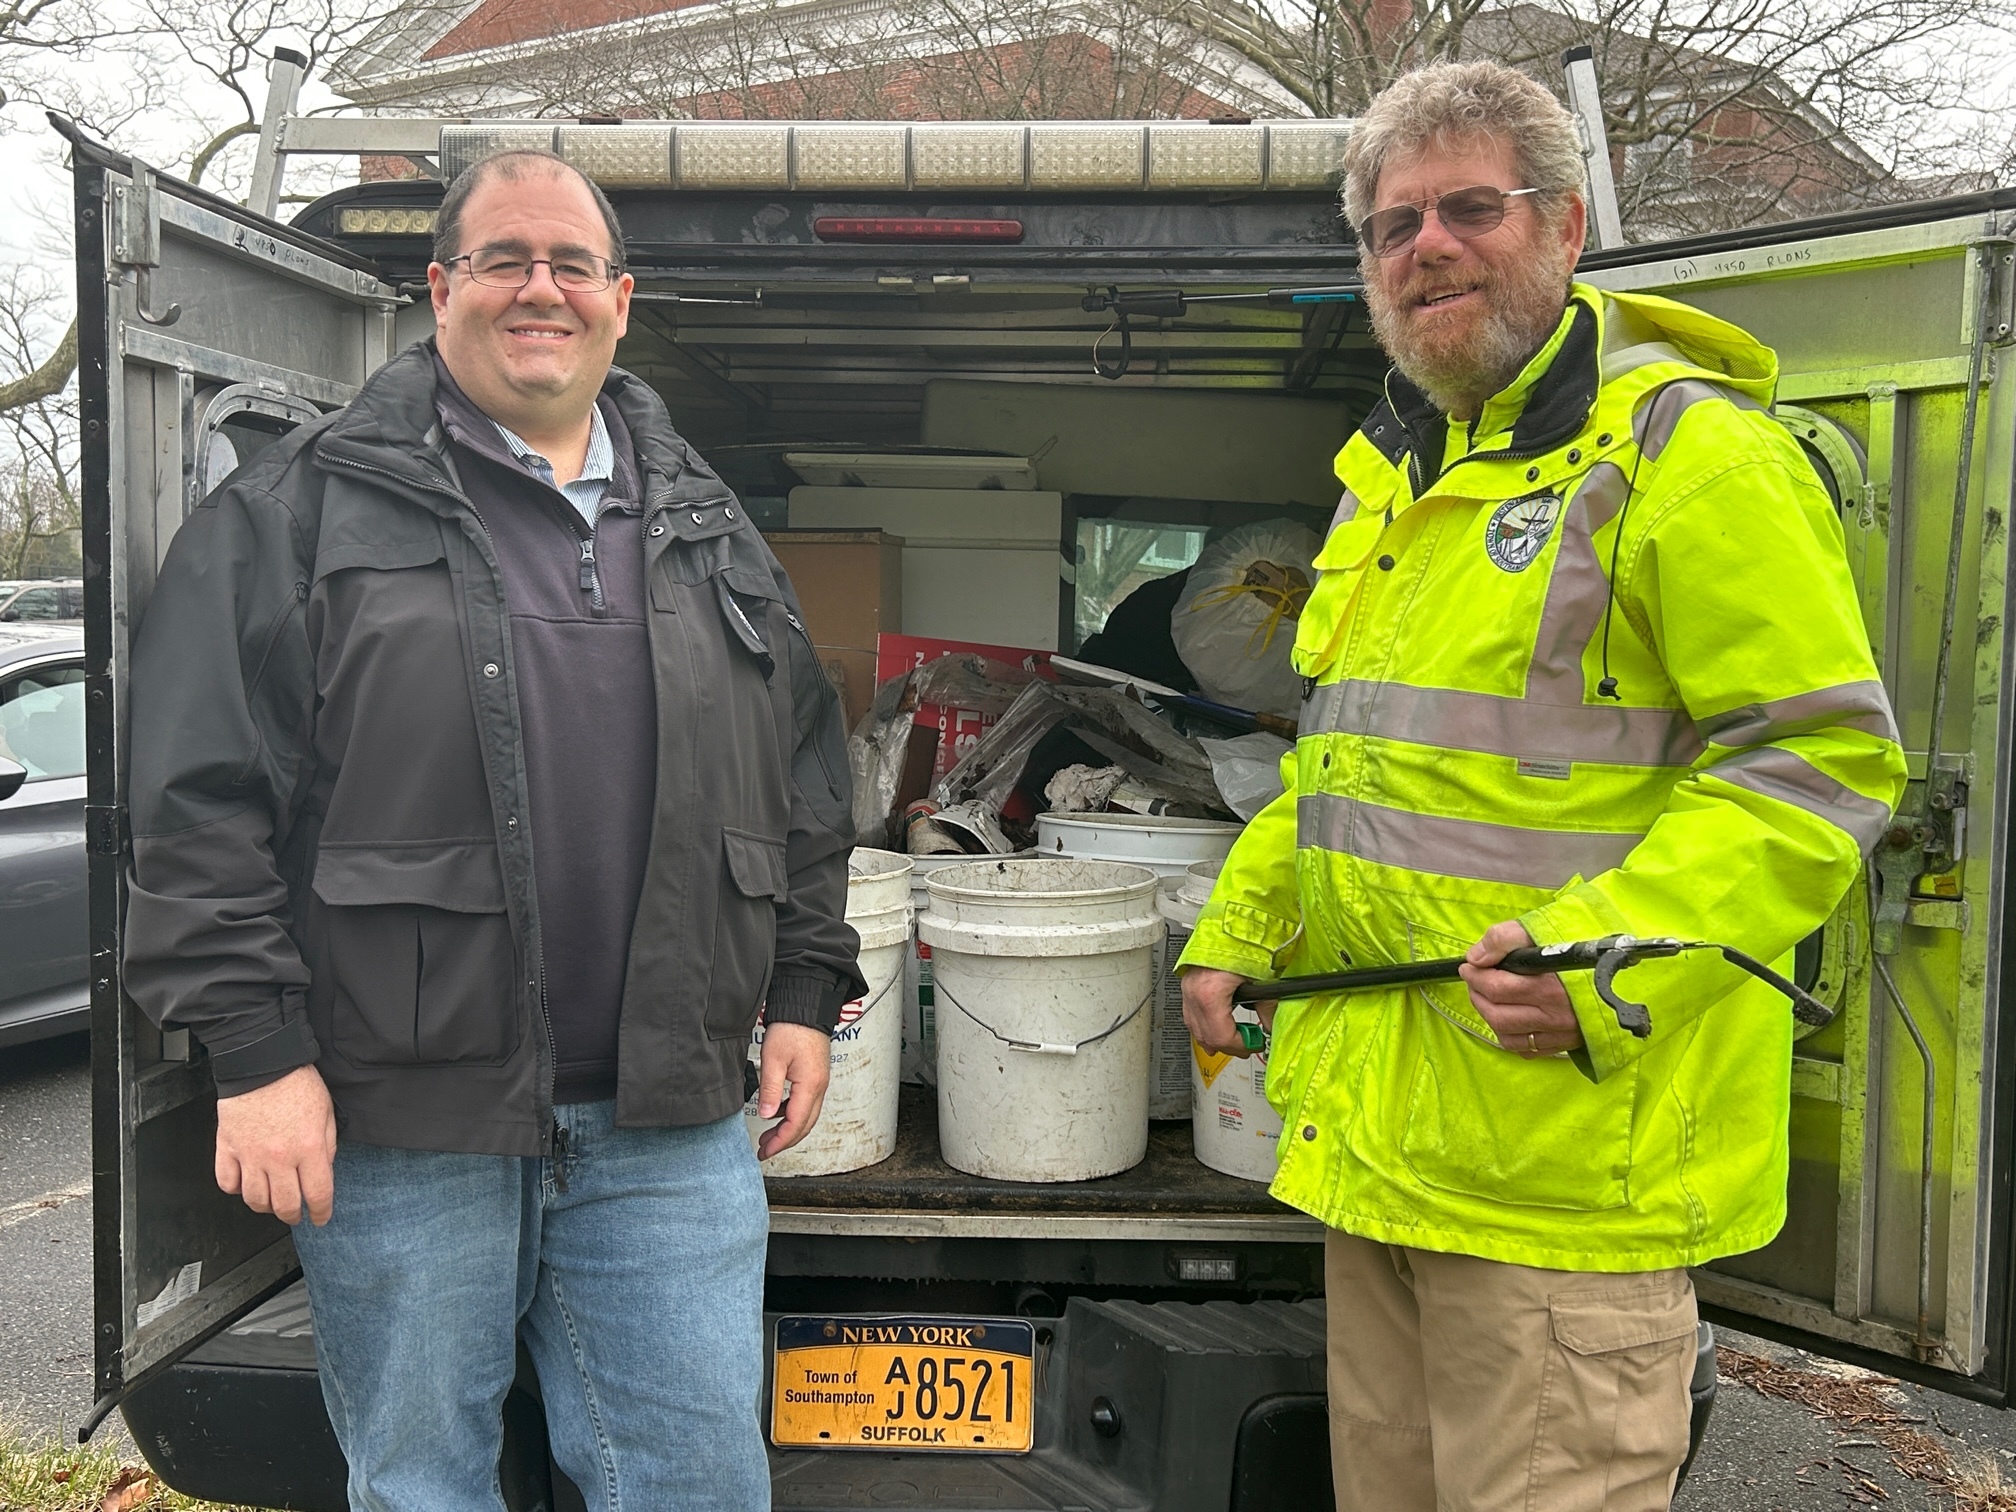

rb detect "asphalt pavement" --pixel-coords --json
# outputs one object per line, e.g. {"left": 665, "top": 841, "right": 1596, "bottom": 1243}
{"left": 0, "top": 1031, "right": 100, "bottom": 1450}
{"left": 5, "top": 1032, "right": 2016, "bottom": 1507}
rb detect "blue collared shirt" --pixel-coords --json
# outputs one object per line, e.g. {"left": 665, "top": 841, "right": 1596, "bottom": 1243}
{"left": 492, "top": 403, "right": 616, "bottom": 527}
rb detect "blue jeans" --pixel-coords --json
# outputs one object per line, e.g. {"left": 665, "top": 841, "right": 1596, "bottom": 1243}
{"left": 291, "top": 1104, "right": 771, "bottom": 1512}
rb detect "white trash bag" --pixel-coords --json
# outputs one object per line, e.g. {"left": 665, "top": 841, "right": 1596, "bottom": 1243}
{"left": 1199, "top": 731, "right": 1293, "bottom": 820}
{"left": 1171, "top": 521, "right": 1321, "bottom": 720}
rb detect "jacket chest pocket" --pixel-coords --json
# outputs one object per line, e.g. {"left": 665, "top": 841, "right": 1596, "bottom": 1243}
{"left": 308, "top": 841, "right": 520, "bottom": 1068}
{"left": 649, "top": 544, "right": 786, "bottom": 678}
{"left": 651, "top": 547, "right": 794, "bottom": 784}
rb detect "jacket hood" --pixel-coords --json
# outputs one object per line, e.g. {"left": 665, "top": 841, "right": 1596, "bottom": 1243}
{"left": 1595, "top": 284, "right": 1778, "bottom": 406}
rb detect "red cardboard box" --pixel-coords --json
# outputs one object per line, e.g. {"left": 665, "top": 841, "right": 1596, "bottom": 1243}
{"left": 875, "top": 633, "right": 1054, "bottom": 780}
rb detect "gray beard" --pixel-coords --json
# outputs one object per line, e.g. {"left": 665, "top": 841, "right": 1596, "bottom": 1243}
{"left": 1365, "top": 251, "right": 1575, "bottom": 420}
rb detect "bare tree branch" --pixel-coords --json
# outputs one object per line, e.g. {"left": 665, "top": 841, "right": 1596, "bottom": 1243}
{"left": 0, "top": 316, "right": 74, "bottom": 416}
{"left": 188, "top": 119, "right": 260, "bottom": 184}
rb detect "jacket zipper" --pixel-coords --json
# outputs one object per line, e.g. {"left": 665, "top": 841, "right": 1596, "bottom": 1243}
{"left": 578, "top": 533, "right": 605, "bottom": 610}
{"left": 1383, "top": 369, "right": 1581, "bottom": 499}
{"left": 316, "top": 445, "right": 561, "bottom": 1155}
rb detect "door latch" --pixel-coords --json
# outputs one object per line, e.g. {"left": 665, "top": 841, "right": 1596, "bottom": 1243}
{"left": 110, "top": 164, "right": 181, "bottom": 327}
{"left": 1873, "top": 760, "right": 1969, "bottom": 956}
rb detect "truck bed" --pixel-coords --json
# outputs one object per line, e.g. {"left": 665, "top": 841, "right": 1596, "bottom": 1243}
{"left": 766, "top": 1084, "right": 1311, "bottom": 1237}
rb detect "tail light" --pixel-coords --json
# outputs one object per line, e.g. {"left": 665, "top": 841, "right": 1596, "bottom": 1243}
{"left": 813, "top": 217, "right": 1024, "bottom": 243}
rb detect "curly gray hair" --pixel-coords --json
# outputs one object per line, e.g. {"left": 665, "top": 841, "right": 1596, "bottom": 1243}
{"left": 1341, "top": 60, "right": 1586, "bottom": 234}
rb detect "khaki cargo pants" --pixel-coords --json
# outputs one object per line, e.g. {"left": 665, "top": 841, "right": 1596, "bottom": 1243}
{"left": 1325, "top": 1230, "right": 1697, "bottom": 1511}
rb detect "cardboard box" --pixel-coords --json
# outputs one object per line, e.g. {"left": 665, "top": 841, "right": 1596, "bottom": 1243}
{"left": 817, "top": 648, "right": 880, "bottom": 733}
{"left": 764, "top": 530, "right": 904, "bottom": 730}
{"left": 764, "top": 530, "right": 903, "bottom": 650}
{"left": 787, "top": 488, "right": 1063, "bottom": 650}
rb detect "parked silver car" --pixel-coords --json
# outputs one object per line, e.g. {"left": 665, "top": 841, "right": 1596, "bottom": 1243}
{"left": 0, "top": 623, "right": 86, "bottom": 1045}
{"left": 0, "top": 579, "right": 85, "bottom": 623}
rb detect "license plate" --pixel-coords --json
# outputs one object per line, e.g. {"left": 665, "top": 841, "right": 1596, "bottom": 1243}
{"left": 770, "top": 1314, "right": 1036, "bottom": 1452}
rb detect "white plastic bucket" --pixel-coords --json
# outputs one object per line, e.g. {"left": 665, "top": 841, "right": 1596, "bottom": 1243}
{"left": 748, "top": 848, "right": 913, "bottom": 1176}
{"left": 1035, "top": 811, "right": 1243, "bottom": 874}
{"left": 900, "top": 850, "right": 1035, "bottom": 1087}
{"left": 1157, "top": 859, "right": 1222, "bottom": 1101}
{"left": 1037, "top": 813, "right": 1243, "bottom": 1118}
{"left": 1157, "top": 858, "right": 1282, "bottom": 1182}
{"left": 1192, "top": 1037, "right": 1284, "bottom": 1184}
{"left": 920, "top": 858, "right": 1163, "bottom": 1182}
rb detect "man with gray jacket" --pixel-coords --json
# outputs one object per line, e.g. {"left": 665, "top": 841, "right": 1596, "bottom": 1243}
{"left": 121, "top": 149, "right": 862, "bottom": 1511}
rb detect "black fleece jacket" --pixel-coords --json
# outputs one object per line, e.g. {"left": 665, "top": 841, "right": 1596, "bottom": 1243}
{"left": 121, "top": 341, "right": 863, "bottom": 1154}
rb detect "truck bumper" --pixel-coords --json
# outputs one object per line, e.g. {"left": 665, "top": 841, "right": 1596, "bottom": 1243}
{"left": 124, "top": 1291, "right": 1334, "bottom": 1512}
{"left": 123, "top": 1294, "right": 1715, "bottom": 1511}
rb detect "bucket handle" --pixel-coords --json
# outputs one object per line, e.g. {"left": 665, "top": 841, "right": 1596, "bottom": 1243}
{"left": 764, "top": 953, "right": 904, "bottom": 1035}
{"left": 824, "top": 953, "right": 906, "bottom": 1026}
{"left": 934, "top": 980, "right": 1152, "bottom": 1057}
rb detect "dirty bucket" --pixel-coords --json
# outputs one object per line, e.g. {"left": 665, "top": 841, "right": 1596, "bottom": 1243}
{"left": 1157, "top": 858, "right": 1223, "bottom": 1092}
{"left": 1037, "top": 813, "right": 1243, "bottom": 1118}
{"left": 749, "top": 847, "right": 912, "bottom": 1176}
{"left": 901, "top": 850, "right": 1034, "bottom": 1087}
{"left": 1191, "top": 1032, "right": 1283, "bottom": 1184}
{"left": 920, "top": 858, "right": 1163, "bottom": 1182}
{"left": 1167, "top": 859, "right": 1283, "bottom": 1183}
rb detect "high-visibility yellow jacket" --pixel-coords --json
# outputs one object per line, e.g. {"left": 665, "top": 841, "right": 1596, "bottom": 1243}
{"left": 1178, "top": 283, "right": 1906, "bottom": 1270}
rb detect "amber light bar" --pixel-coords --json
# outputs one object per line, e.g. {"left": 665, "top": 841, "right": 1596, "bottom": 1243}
{"left": 812, "top": 216, "right": 1025, "bottom": 243}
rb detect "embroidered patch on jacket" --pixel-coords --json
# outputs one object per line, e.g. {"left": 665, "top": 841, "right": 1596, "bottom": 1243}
{"left": 1483, "top": 491, "right": 1563, "bottom": 572}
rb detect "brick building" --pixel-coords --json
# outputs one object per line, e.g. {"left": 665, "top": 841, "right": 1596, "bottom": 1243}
{"left": 327, "top": 0, "right": 1891, "bottom": 234}
{"left": 328, "top": 0, "right": 1278, "bottom": 125}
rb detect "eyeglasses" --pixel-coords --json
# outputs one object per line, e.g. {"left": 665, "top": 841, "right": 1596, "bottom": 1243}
{"left": 445, "top": 246, "right": 623, "bottom": 292}
{"left": 1357, "top": 185, "right": 1544, "bottom": 258}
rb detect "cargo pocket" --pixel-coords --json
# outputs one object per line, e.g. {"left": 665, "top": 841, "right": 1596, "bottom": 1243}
{"left": 708, "top": 827, "right": 787, "bottom": 1038}
{"left": 1533, "top": 1279, "right": 1697, "bottom": 1499}
{"left": 313, "top": 841, "right": 519, "bottom": 1068}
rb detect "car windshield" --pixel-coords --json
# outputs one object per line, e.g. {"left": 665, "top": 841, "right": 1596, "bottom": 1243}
{"left": 0, "top": 661, "right": 85, "bottom": 780}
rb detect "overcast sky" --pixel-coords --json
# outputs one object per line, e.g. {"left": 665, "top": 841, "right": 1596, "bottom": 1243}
{"left": 0, "top": 55, "right": 364, "bottom": 257}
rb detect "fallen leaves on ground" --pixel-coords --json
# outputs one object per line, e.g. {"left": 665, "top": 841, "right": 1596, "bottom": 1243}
{"left": 1718, "top": 1346, "right": 2016, "bottom": 1511}
{"left": 0, "top": 1424, "right": 250, "bottom": 1511}
{"left": 93, "top": 1469, "right": 151, "bottom": 1512}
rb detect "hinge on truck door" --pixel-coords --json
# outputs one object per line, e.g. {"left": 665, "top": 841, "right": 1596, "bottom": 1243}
{"left": 1973, "top": 234, "right": 2015, "bottom": 347}
{"left": 85, "top": 804, "right": 129, "bottom": 857}
{"left": 109, "top": 163, "right": 181, "bottom": 327}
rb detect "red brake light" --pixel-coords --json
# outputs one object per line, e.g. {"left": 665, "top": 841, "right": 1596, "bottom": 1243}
{"left": 813, "top": 217, "right": 1025, "bottom": 244}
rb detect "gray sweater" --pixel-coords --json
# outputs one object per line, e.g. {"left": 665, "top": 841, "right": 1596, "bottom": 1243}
{"left": 432, "top": 360, "right": 654, "bottom": 1106}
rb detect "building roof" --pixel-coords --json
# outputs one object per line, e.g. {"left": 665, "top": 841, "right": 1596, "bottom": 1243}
{"left": 423, "top": 0, "right": 706, "bottom": 60}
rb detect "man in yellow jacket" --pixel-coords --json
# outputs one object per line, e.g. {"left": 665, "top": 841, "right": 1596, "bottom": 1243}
{"left": 1180, "top": 60, "right": 1906, "bottom": 1511}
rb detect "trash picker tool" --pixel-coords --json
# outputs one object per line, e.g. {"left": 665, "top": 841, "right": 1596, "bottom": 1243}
{"left": 1228, "top": 934, "right": 1831, "bottom": 1051}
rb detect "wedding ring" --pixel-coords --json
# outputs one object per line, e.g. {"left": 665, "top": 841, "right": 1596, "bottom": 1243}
{"left": 1527, "top": 1033, "right": 1537, "bottom": 1053}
